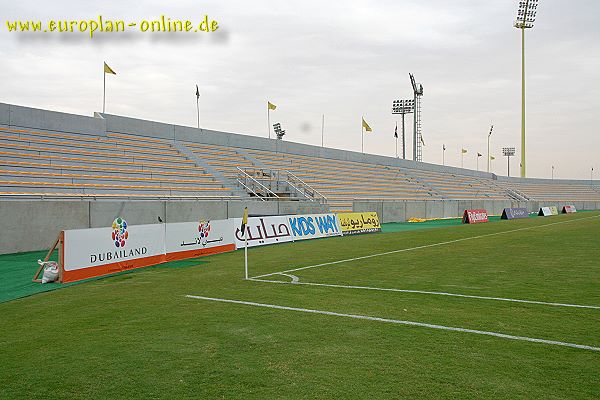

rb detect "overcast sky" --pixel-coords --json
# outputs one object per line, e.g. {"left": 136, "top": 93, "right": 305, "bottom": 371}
{"left": 1, "top": 0, "right": 599, "bottom": 179}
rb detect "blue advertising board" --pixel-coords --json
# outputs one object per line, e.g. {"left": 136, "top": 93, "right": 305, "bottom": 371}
{"left": 501, "top": 207, "right": 529, "bottom": 220}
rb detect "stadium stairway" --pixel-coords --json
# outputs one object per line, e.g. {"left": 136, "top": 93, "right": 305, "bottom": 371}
{"left": 243, "top": 148, "right": 444, "bottom": 211}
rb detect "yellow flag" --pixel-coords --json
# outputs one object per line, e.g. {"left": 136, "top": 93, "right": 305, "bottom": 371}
{"left": 461, "top": 148, "right": 467, "bottom": 154}
{"left": 104, "top": 62, "right": 116, "bottom": 75}
{"left": 240, "top": 207, "right": 248, "bottom": 237}
{"left": 490, "top": 156, "right": 496, "bottom": 160}
{"left": 268, "top": 101, "right": 277, "bottom": 111}
{"left": 362, "top": 117, "right": 372, "bottom": 132}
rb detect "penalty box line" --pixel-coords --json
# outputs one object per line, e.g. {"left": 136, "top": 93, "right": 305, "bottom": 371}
{"left": 248, "top": 278, "right": 600, "bottom": 310}
{"left": 185, "top": 294, "right": 600, "bottom": 352}
{"left": 251, "top": 214, "right": 600, "bottom": 280}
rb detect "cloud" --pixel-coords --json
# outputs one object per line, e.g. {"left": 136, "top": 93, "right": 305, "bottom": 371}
{"left": 0, "top": 0, "right": 598, "bottom": 178}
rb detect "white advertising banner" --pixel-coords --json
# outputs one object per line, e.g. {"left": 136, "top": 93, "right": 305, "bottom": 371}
{"left": 287, "top": 213, "right": 342, "bottom": 241}
{"left": 233, "top": 215, "right": 294, "bottom": 248}
{"left": 165, "top": 219, "right": 236, "bottom": 260}
{"left": 62, "top": 218, "right": 166, "bottom": 282}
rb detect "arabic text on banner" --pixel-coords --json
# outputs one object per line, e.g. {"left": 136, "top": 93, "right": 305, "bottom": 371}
{"left": 337, "top": 212, "right": 381, "bottom": 235}
{"left": 232, "top": 215, "right": 294, "bottom": 248}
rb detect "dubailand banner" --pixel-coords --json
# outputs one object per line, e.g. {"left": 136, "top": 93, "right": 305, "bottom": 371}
{"left": 62, "top": 218, "right": 166, "bottom": 283}
{"left": 232, "top": 215, "right": 294, "bottom": 248}
{"left": 165, "top": 219, "right": 236, "bottom": 261}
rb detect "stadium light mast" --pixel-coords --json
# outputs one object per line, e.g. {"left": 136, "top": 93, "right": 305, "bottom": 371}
{"left": 514, "top": 0, "right": 540, "bottom": 178}
{"left": 409, "top": 73, "right": 424, "bottom": 162}
{"left": 273, "top": 123, "right": 285, "bottom": 140}
{"left": 392, "top": 99, "right": 415, "bottom": 159}
{"left": 487, "top": 124, "right": 494, "bottom": 173}
{"left": 503, "top": 147, "right": 515, "bottom": 177}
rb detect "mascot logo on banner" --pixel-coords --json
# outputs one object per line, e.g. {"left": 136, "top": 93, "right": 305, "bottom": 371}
{"left": 111, "top": 217, "right": 129, "bottom": 248}
{"left": 198, "top": 220, "right": 211, "bottom": 240}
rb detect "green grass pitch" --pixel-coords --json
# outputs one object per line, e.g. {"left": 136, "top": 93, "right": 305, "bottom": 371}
{"left": 1, "top": 212, "right": 600, "bottom": 399}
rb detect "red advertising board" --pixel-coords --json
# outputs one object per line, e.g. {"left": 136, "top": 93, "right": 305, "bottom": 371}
{"left": 462, "top": 209, "right": 489, "bottom": 224}
{"left": 562, "top": 205, "right": 577, "bottom": 214}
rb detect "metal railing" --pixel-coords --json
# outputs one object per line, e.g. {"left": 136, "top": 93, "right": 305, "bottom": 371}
{"left": 283, "top": 170, "right": 327, "bottom": 203}
{"left": 234, "top": 167, "right": 328, "bottom": 203}
{"left": 505, "top": 187, "right": 530, "bottom": 201}
{"left": 236, "top": 167, "right": 279, "bottom": 200}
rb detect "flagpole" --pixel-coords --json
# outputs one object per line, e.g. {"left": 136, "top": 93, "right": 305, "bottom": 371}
{"left": 267, "top": 106, "right": 271, "bottom": 139}
{"left": 196, "top": 97, "right": 200, "bottom": 129}
{"left": 102, "top": 69, "right": 106, "bottom": 113}
{"left": 321, "top": 114, "right": 324, "bottom": 147}
{"left": 395, "top": 122, "right": 398, "bottom": 158}
{"left": 443, "top": 146, "right": 445, "bottom": 166}
{"left": 361, "top": 123, "right": 364, "bottom": 153}
{"left": 401, "top": 113, "right": 406, "bottom": 159}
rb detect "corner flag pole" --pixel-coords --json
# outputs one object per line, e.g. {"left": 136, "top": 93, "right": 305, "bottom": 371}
{"left": 241, "top": 207, "right": 249, "bottom": 279}
{"left": 244, "top": 235, "right": 248, "bottom": 279}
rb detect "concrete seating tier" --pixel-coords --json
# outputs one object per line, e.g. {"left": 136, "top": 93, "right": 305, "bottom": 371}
{"left": 499, "top": 181, "right": 600, "bottom": 201}
{"left": 244, "top": 149, "right": 442, "bottom": 210}
{"left": 0, "top": 128, "right": 236, "bottom": 199}
{"left": 1, "top": 125, "right": 596, "bottom": 207}
{"left": 183, "top": 141, "right": 255, "bottom": 179}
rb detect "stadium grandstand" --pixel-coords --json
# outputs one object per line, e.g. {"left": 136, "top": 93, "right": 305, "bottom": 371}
{"left": 1, "top": 101, "right": 599, "bottom": 254}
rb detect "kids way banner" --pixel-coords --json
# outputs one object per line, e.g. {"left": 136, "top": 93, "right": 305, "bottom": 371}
{"left": 287, "top": 213, "right": 342, "bottom": 241}
{"left": 233, "top": 213, "right": 343, "bottom": 248}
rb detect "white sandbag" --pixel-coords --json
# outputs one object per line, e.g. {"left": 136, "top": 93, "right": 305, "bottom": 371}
{"left": 38, "top": 259, "right": 59, "bottom": 284}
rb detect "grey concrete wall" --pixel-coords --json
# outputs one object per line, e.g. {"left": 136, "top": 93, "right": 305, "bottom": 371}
{"left": 0, "top": 199, "right": 328, "bottom": 254}
{"left": 353, "top": 199, "right": 600, "bottom": 223}
{"left": 1, "top": 102, "right": 106, "bottom": 136}
{"left": 382, "top": 201, "right": 404, "bottom": 222}
{"left": 89, "top": 201, "right": 166, "bottom": 228}
{"left": 0, "top": 103, "right": 9, "bottom": 126}
{"left": 277, "top": 201, "right": 329, "bottom": 215}
{"left": 0, "top": 201, "right": 89, "bottom": 254}
{"left": 166, "top": 201, "right": 228, "bottom": 222}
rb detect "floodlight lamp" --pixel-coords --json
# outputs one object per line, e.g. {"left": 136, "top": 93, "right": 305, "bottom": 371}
{"left": 515, "top": 0, "right": 539, "bottom": 29}
{"left": 502, "top": 147, "right": 516, "bottom": 156}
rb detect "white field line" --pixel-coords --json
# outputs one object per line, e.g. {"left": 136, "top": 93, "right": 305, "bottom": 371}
{"left": 275, "top": 273, "right": 300, "bottom": 283}
{"left": 185, "top": 295, "right": 600, "bottom": 352}
{"left": 248, "top": 278, "right": 600, "bottom": 310}
{"left": 251, "top": 214, "right": 600, "bottom": 280}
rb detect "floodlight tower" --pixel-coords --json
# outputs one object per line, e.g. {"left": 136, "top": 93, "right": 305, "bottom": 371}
{"left": 514, "top": 0, "right": 540, "bottom": 178}
{"left": 409, "top": 73, "right": 424, "bottom": 162}
{"left": 273, "top": 123, "right": 285, "bottom": 140}
{"left": 503, "top": 147, "right": 516, "bottom": 177}
{"left": 392, "top": 99, "right": 415, "bottom": 159}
